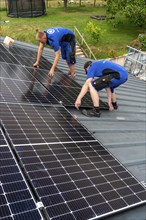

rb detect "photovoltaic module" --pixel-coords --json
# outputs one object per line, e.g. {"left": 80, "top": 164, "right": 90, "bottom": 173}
{"left": 0, "top": 43, "right": 146, "bottom": 220}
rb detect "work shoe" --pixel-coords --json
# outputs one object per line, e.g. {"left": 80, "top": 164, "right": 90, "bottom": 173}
{"left": 68, "top": 72, "right": 76, "bottom": 78}
{"left": 82, "top": 108, "right": 101, "bottom": 117}
{"left": 112, "top": 102, "right": 118, "bottom": 110}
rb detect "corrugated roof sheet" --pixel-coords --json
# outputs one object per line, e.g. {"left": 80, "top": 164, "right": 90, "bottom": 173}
{"left": 1, "top": 38, "right": 146, "bottom": 219}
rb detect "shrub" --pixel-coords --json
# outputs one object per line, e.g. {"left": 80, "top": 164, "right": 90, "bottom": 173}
{"left": 85, "top": 21, "right": 101, "bottom": 42}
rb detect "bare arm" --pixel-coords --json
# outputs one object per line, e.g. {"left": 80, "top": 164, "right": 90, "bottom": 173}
{"left": 75, "top": 78, "right": 93, "bottom": 109}
{"left": 49, "top": 50, "right": 60, "bottom": 77}
{"left": 33, "top": 43, "right": 44, "bottom": 67}
{"left": 106, "top": 88, "right": 114, "bottom": 111}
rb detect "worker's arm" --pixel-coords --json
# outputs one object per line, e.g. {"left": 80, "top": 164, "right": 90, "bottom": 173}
{"left": 106, "top": 87, "right": 114, "bottom": 111}
{"left": 33, "top": 42, "right": 44, "bottom": 67}
{"left": 49, "top": 50, "right": 60, "bottom": 77}
{"left": 75, "top": 78, "right": 93, "bottom": 109}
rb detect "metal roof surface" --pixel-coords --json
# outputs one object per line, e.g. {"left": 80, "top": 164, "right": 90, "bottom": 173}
{"left": 1, "top": 38, "right": 146, "bottom": 220}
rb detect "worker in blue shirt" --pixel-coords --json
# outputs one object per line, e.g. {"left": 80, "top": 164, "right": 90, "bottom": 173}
{"left": 75, "top": 60, "right": 128, "bottom": 117}
{"left": 34, "top": 27, "right": 76, "bottom": 77}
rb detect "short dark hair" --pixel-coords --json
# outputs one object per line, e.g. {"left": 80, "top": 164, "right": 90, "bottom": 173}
{"left": 84, "top": 61, "right": 92, "bottom": 74}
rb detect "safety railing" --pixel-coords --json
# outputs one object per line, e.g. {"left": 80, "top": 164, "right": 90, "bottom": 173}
{"left": 124, "top": 46, "right": 146, "bottom": 76}
{"left": 74, "top": 26, "right": 96, "bottom": 60}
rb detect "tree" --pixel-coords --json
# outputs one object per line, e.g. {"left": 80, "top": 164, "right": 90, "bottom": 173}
{"left": 63, "top": 0, "right": 68, "bottom": 10}
{"left": 105, "top": 0, "right": 146, "bottom": 27}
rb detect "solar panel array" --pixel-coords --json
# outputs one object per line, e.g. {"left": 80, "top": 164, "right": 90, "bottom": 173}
{"left": 1, "top": 43, "right": 146, "bottom": 220}
{"left": 0, "top": 43, "right": 108, "bottom": 109}
{"left": 0, "top": 129, "right": 43, "bottom": 220}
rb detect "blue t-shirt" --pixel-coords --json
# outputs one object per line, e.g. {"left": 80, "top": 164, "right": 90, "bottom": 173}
{"left": 44, "top": 27, "right": 74, "bottom": 52}
{"left": 86, "top": 60, "right": 128, "bottom": 80}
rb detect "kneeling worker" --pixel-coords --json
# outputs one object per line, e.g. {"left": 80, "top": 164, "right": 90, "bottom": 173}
{"left": 34, "top": 27, "right": 76, "bottom": 77}
{"left": 75, "top": 60, "right": 128, "bottom": 117}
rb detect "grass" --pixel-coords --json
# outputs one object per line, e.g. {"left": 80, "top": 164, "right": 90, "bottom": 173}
{"left": 0, "top": 4, "right": 145, "bottom": 59}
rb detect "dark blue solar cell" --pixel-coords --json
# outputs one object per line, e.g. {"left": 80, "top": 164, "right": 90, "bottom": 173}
{"left": 0, "top": 152, "right": 12, "bottom": 160}
{"left": 136, "top": 191, "right": 146, "bottom": 201}
{"left": 37, "top": 185, "right": 59, "bottom": 196}
{"left": 10, "top": 199, "right": 36, "bottom": 214}
{"left": 44, "top": 161, "right": 61, "bottom": 169}
{"left": 124, "top": 195, "right": 141, "bottom": 205}
{"left": 1, "top": 173, "right": 23, "bottom": 184}
{"left": 117, "top": 187, "right": 133, "bottom": 197}
{"left": 117, "top": 171, "right": 132, "bottom": 179}
{"left": 86, "top": 194, "right": 105, "bottom": 206}
{"left": 93, "top": 203, "right": 112, "bottom": 215}
{"left": 0, "top": 165, "right": 19, "bottom": 175}
{"left": 24, "top": 163, "right": 45, "bottom": 172}
{"left": 70, "top": 172, "right": 87, "bottom": 181}
{"left": 109, "top": 198, "right": 127, "bottom": 210}
{"left": 68, "top": 198, "right": 89, "bottom": 211}
{"left": 73, "top": 207, "right": 96, "bottom": 220}
{"left": 80, "top": 163, "right": 95, "bottom": 171}
{"left": 64, "top": 165, "right": 82, "bottom": 174}
{"left": 0, "top": 146, "right": 8, "bottom": 152}
{"left": 46, "top": 203, "right": 70, "bottom": 218}
{"left": 103, "top": 190, "right": 120, "bottom": 201}
{"left": 57, "top": 182, "right": 77, "bottom": 192}
{"left": 0, "top": 158, "right": 16, "bottom": 167}
{"left": 41, "top": 194, "right": 64, "bottom": 207}
{"left": 60, "top": 159, "right": 77, "bottom": 167}
{"left": 3, "top": 181, "right": 27, "bottom": 193}
{"left": 111, "top": 179, "right": 127, "bottom": 189}
{"left": 112, "top": 165, "right": 126, "bottom": 173}
{"left": 0, "top": 186, "right": 3, "bottom": 194}
{"left": 91, "top": 176, "right": 107, "bottom": 185}
{"left": 7, "top": 190, "right": 31, "bottom": 203}
{"left": 123, "top": 177, "right": 139, "bottom": 186}
{"left": 97, "top": 183, "right": 113, "bottom": 192}
{"left": 48, "top": 167, "right": 66, "bottom": 176}
{"left": 0, "top": 205, "right": 11, "bottom": 218}
{"left": 81, "top": 186, "right": 99, "bottom": 197}
{"left": 62, "top": 190, "right": 82, "bottom": 201}
{"left": 104, "top": 173, "right": 120, "bottom": 182}
{"left": 32, "top": 177, "right": 54, "bottom": 188}
{"left": 85, "top": 169, "right": 101, "bottom": 178}
{"left": 52, "top": 174, "right": 71, "bottom": 184}
{"left": 0, "top": 194, "right": 7, "bottom": 206}
{"left": 28, "top": 170, "right": 49, "bottom": 180}
{"left": 75, "top": 179, "right": 92, "bottom": 189}
{"left": 14, "top": 209, "right": 42, "bottom": 220}
{"left": 21, "top": 157, "right": 41, "bottom": 165}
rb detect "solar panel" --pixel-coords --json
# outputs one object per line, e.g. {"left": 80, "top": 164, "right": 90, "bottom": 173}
{"left": 1, "top": 103, "right": 146, "bottom": 219}
{"left": 0, "top": 129, "right": 43, "bottom": 220}
{"left": 1, "top": 103, "right": 95, "bottom": 144}
{"left": 0, "top": 63, "right": 59, "bottom": 105}
{"left": 26, "top": 67, "right": 108, "bottom": 109}
{"left": 1, "top": 42, "right": 146, "bottom": 220}
{"left": 1, "top": 43, "right": 108, "bottom": 109}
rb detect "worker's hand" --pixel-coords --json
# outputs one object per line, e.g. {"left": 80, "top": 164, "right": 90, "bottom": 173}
{"left": 108, "top": 102, "right": 114, "bottom": 111}
{"left": 48, "top": 70, "right": 54, "bottom": 78}
{"left": 33, "top": 62, "right": 39, "bottom": 68}
{"left": 75, "top": 98, "right": 81, "bottom": 110}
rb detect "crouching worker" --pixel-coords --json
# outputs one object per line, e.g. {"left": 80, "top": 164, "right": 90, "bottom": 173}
{"left": 33, "top": 27, "right": 76, "bottom": 77}
{"left": 75, "top": 60, "right": 128, "bottom": 117}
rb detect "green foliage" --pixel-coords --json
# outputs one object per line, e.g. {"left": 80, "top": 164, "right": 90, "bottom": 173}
{"left": 0, "top": 6, "right": 144, "bottom": 58}
{"left": 106, "top": 0, "right": 146, "bottom": 27}
{"left": 129, "top": 33, "right": 146, "bottom": 51}
{"left": 85, "top": 21, "right": 101, "bottom": 42}
{"left": 138, "top": 34, "right": 146, "bottom": 50}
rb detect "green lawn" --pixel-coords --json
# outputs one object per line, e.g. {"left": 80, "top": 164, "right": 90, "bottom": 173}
{"left": 0, "top": 5, "right": 144, "bottom": 59}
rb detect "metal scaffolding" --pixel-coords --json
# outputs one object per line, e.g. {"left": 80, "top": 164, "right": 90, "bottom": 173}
{"left": 124, "top": 46, "right": 146, "bottom": 76}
